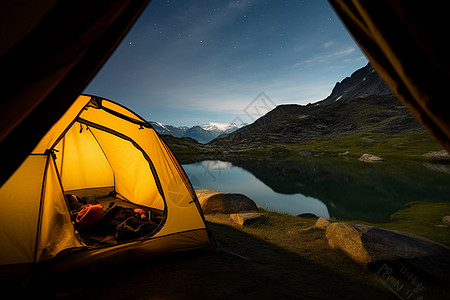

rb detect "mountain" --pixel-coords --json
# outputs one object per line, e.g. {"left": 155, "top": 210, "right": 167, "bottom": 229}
{"left": 183, "top": 126, "right": 218, "bottom": 144}
{"left": 316, "top": 62, "right": 393, "bottom": 105}
{"left": 151, "top": 121, "right": 243, "bottom": 143}
{"left": 150, "top": 122, "right": 189, "bottom": 138}
{"left": 209, "top": 63, "right": 424, "bottom": 148}
{"left": 183, "top": 123, "right": 242, "bottom": 143}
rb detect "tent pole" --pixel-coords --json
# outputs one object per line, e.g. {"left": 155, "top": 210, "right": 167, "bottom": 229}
{"left": 33, "top": 153, "right": 51, "bottom": 264}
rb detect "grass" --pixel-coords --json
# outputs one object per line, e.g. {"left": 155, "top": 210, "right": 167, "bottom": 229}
{"left": 18, "top": 204, "right": 449, "bottom": 299}
{"left": 205, "top": 201, "right": 450, "bottom": 299}
{"left": 348, "top": 202, "right": 450, "bottom": 247}
{"left": 167, "top": 129, "right": 446, "bottom": 164}
{"left": 289, "top": 131, "right": 443, "bottom": 160}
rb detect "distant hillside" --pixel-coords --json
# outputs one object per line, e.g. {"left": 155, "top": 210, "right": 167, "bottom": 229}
{"left": 209, "top": 63, "right": 423, "bottom": 149}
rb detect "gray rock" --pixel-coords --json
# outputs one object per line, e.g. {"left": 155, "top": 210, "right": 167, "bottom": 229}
{"left": 196, "top": 189, "right": 258, "bottom": 214}
{"left": 423, "top": 149, "right": 450, "bottom": 160}
{"left": 435, "top": 224, "right": 448, "bottom": 228}
{"left": 314, "top": 217, "right": 331, "bottom": 229}
{"left": 326, "top": 223, "right": 450, "bottom": 281}
{"left": 341, "top": 151, "right": 350, "bottom": 156}
{"left": 230, "top": 213, "right": 263, "bottom": 226}
{"left": 359, "top": 153, "right": 384, "bottom": 163}
{"left": 297, "top": 213, "right": 318, "bottom": 219}
{"left": 299, "top": 151, "right": 312, "bottom": 157}
{"left": 443, "top": 216, "right": 450, "bottom": 226}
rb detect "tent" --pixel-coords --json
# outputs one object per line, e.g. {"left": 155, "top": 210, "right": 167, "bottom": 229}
{"left": 0, "top": 94, "right": 215, "bottom": 279}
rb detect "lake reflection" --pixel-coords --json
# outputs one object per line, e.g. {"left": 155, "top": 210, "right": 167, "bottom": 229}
{"left": 183, "top": 157, "right": 450, "bottom": 222}
{"left": 183, "top": 160, "right": 330, "bottom": 219}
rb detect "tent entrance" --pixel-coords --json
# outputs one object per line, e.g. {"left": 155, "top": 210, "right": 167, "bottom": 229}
{"left": 53, "top": 120, "right": 167, "bottom": 246}
{"left": 65, "top": 191, "right": 164, "bottom": 246}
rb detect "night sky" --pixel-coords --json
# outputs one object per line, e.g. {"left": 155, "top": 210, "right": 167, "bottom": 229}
{"left": 84, "top": 0, "right": 368, "bottom": 127}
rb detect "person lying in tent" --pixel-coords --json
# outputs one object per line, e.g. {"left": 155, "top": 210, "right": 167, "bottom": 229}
{"left": 66, "top": 194, "right": 158, "bottom": 243}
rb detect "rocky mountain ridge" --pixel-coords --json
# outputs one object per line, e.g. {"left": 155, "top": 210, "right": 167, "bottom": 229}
{"left": 316, "top": 62, "right": 393, "bottom": 105}
{"left": 209, "top": 63, "right": 422, "bottom": 148}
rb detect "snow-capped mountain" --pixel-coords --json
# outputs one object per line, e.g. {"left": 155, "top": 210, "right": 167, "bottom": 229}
{"left": 150, "top": 121, "right": 245, "bottom": 143}
{"left": 150, "top": 122, "right": 189, "bottom": 138}
{"left": 202, "top": 122, "right": 242, "bottom": 134}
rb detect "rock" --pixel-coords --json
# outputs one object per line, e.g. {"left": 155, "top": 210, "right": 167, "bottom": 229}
{"left": 361, "top": 137, "right": 375, "bottom": 144}
{"left": 230, "top": 213, "right": 263, "bottom": 226}
{"left": 297, "top": 213, "right": 318, "bottom": 219}
{"left": 326, "top": 223, "right": 372, "bottom": 264}
{"left": 326, "top": 223, "right": 450, "bottom": 281}
{"left": 423, "top": 149, "right": 450, "bottom": 160}
{"left": 358, "top": 153, "right": 384, "bottom": 163}
{"left": 435, "top": 224, "right": 448, "bottom": 228}
{"left": 341, "top": 151, "right": 350, "bottom": 156}
{"left": 443, "top": 216, "right": 450, "bottom": 226}
{"left": 313, "top": 217, "right": 331, "bottom": 229}
{"left": 299, "top": 151, "right": 312, "bottom": 157}
{"left": 196, "top": 189, "right": 258, "bottom": 214}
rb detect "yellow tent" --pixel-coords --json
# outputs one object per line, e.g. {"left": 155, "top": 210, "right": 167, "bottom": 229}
{"left": 0, "top": 94, "right": 214, "bottom": 278}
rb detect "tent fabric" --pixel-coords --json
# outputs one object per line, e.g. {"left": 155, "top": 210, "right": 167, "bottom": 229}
{"left": 0, "top": 95, "right": 214, "bottom": 277}
{"left": 0, "top": 0, "right": 151, "bottom": 188}
{"left": 0, "top": 156, "right": 47, "bottom": 265}
{"left": 329, "top": 0, "right": 450, "bottom": 152}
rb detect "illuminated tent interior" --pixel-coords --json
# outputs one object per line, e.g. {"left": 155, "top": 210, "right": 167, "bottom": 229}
{"left": 0, "top": 95, "right": 214, "bottom": 277}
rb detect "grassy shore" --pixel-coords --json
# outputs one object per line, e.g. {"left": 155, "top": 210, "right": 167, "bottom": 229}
{"left": 18, "top": 202, "right": 449, "bottom": 299}
{"left": 204, "top": 201, "right": 450, "bottom": 299}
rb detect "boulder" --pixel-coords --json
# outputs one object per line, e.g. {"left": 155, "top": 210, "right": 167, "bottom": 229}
{"left": 230, "top": 213, "right": 263, "bottom": 226}
{"left": 443, "top": 216, "right": 450, "bottom": 226}
{"left": 297, "top": 213, "right": 318, "bottom": 219}
{"left": 326, "top": 223, "right": 450, "bottom": 281}
{"left": 313, "top": 217, "right": 331, "bottom": 229}
{"left": 196, "top": 189, "right": 258, "bottom": 214}
{"left": 423, "top": 149, "right": 450, "bottom": 160}
{"left": 358, "top": 153, "right": 384, "bottom": 163}
{"left": 298, "top": 151, "right": 312, "bottom": 157}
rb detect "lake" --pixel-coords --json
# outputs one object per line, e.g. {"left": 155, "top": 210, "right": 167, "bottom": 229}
{"left": 183, "top": 157, "right": 450, "bottom": 222}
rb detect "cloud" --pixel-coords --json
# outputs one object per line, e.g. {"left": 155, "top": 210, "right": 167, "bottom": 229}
{"left": 322, "top": 40, "right": 334, "bottom": 48}
{"left": 294, "top": 46, "right": 356, "bottom": 67}
{"left": 293, "top": 45, "right": 307, "bottom": 52}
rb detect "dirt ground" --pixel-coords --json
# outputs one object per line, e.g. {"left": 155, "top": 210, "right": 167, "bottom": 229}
{"left": 9, "top": 214, "right": 406, "bottom": 300}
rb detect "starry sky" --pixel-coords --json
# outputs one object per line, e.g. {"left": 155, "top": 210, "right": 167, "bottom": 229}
{"left": 84, "top": 0, "right": 368, "bottom": 127}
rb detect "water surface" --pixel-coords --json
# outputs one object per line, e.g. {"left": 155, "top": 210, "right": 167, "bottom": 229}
{"left": 183, "top": 157, "right": 450, "bottom": 222}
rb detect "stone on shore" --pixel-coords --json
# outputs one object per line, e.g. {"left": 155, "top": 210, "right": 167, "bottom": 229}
{"left": 230, "top": 213, "right": 263, "bottom": 226}
{"left": 326, "top": 223, "right": 450, "bottom": 281}
{"left": 297, "top": 213, "right": 318, "bottom": 219}
{"left": 423, "top": 149, "right": 450, "bottom": 160}
{"left": 298, "top": 151, "right": 312, "bottom": 157}
{"left": 313, "top": 217, "right": 331, "bottom": 229}
{"left": 196, "top": 189, "right": 258, "bottom": 214}
{"left": 358, "top": 153, "right": 384, "bottom": 163}
{"left": 340, "top": 151, "right": 350, "bottom": 156}
{"left": 443, "top": 216, "right": 450, "bottom": 226}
